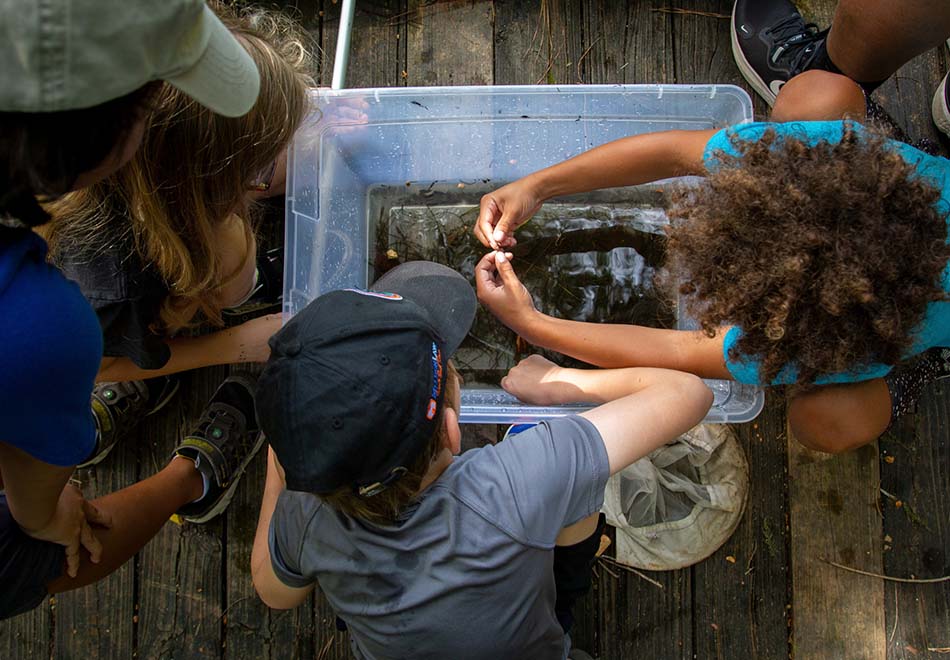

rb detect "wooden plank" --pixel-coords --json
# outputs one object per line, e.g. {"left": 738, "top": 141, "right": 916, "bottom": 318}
{"left": 879, "top": 387, "right": 950, "bottom": 659}
{"left": 787, "top": 425, "right": 885, "bottom": 659}
{"left": 137, "top": 368, "right": 228, "bottom": 660}
{"left": 313, "top": 591, "right": 350, "bottom": 660}
{"left": 493, "top": 0, "right": 585, "bottom": 86}
{"left": 53, "top": 433, "right": 139, "bottom": 659}
{"left": 873, "top": 46, "right": 947, "bottom": 150}
{"left": 224, "top": 444, "right": 315, "bottom": 660}
{"left": 405, "top": 0, "right": 493, "bottom": 86}
{"left": 0, "top": 602, "right": 51, "bottom": 660}
{"left": 351, "top": 0, "right": 407, "bottom": 89}
{"left": 865, "top": 24, "right": 948, "bottom": 660}
{"left": 584, "top": 0, "right": 673, "bottom": 85}
{"left": 581, "top": 567, "right": 692, "bottom": 659}
{"left": 319, "top": 0, "right": 338, "bottom": 87}
{"left": 692, "top": 397, "right": 791, "bottom": 660}
{"left": 320, "top": 0, "right": 407, "bottom": 89}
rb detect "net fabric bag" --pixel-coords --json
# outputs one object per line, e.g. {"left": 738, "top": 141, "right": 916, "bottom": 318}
{"left": 601, "top": 423, "right": 748, "bottom": 570}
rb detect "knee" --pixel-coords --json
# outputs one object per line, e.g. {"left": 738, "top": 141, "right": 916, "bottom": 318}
{"left": 771, "top": 70, "right": 866, "bottom": 122}
{"left": 788, "top": 395, "right": 871, "bottom": 454}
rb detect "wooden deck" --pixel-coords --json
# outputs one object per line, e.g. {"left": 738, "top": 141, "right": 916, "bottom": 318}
{"left": 2, "top": 1, "right": 949, "bottom": 658}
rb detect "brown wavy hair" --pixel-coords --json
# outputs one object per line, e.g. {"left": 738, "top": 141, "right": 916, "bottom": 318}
{"left": 664, "top": 123, "right": 950, "bottom": 385}
{"left": 44, "top": 2, "right": 314, "bottom": 331}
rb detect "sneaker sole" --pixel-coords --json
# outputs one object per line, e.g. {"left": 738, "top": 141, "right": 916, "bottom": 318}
{"left": 931, "top": 75, "right": 950, "bottom": 137}
{"left": 730, "top": 3, "right": 779, "bottom": 107}
{"left": 182, "top": 430, "right": 266, "bottom": 524}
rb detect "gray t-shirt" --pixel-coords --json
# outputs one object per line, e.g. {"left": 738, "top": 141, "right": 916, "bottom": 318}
{"left": 269, "top": 415, "right": 610, "bottom": 660}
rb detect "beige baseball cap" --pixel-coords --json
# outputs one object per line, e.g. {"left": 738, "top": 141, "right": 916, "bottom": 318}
{"left": 0, "top": 0, "right": 260, "bottom": 117}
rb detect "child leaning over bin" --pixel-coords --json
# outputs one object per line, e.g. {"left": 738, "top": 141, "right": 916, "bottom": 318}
{"left": 0, "top": 0, "right": 263, "bottom": 620}
{"left": 472, "top": 71, "right": 950, "bottom": 455}
{"left": 39, "top": 3, "right": 315, "bottom": 465}
{"left": 250, "top": 261, "right": 713, "bottom": 660}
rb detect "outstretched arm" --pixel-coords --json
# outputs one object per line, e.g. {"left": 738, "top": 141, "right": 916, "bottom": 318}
{"left": 474, "top": 251, "right": 732, "bottom": 380}
{"left": 502, "top": 355, "right": 713, "bottom": 475}
{"left": 97, "top": 314, "right": 282, "bottom": 383}
{"left": 474, "top": 129, "right": 716, "bottom": 249}
{"left": 0, "top": 443, "right": 111, "bottom": 577}
{"left": 251, "top": 448, "right": 314, "bottom": 609}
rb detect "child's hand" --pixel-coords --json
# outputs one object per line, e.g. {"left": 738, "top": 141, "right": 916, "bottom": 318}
{"left": 475, "top": 251, "right": 538, "bottom": 332}
{"left": 25, "top": 484, "right": 112, "bottom": 578}
{"left": 501, "top": 355, "right": 579, "bottom": 406}
{"left": 474, "top": 179, "right": 543, "bottom": 249}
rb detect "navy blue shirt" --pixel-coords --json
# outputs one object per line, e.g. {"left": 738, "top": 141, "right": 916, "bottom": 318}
{"left": 0, "top": 230, "right": 100, "bottom": 465}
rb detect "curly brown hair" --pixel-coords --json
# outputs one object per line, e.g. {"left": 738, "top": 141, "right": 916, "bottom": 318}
{"left": 664, "top": 123, "right": 950, "bottom": 385}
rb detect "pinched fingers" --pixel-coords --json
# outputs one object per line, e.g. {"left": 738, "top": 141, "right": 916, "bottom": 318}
{"left": 474, "top": 252, "right": 501, "bottom": 297}
{"left": 492, "top": 251, "right": 520, "bottom": 285}
{"left": 475, "top": 197, "right": 501, "bottom": 249}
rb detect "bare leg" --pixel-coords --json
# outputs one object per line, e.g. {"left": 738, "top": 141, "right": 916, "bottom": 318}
{"left": 826, "top": 0, "right": 950, "bottom": 84}
{"left": 47, "top": 456, "right": 203, "bottom": 592}
{"left": 771, "top": 70, "right": 866, "bottom": 121}
{"left": 788, "top": 379, "right": 891, "bottom": 454}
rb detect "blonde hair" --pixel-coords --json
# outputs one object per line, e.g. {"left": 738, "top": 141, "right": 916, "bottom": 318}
{"left": 44, "top": 3, "right": 314, "bottom": 332}
{"left": 320, "top": 362, "right": 461, "bottom": 526}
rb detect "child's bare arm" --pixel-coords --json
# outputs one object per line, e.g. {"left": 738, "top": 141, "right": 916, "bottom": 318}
{"left": 501, "top": 355, "right": 712, "bottom": 476}
{"left": 97, "top": 314, "right": 282, "bottom": 382}
{"left": 251, "top": 447, "right": 314, "bottom": 609}
{"left": 0, "top": 443, "right": 112, "bottom": 577}
{"left": 474, "top": 128, "right": 716, "bottom": 249}
{"left": 475, "top": 251, "right": 732, "bottom": 380}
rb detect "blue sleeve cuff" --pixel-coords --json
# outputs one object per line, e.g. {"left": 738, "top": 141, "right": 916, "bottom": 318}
{"left": 723, "top": 325, "right": 894, "bottom": 386}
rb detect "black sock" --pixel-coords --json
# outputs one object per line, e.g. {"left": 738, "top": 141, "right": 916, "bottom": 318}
{"left": 884, "top": 348, "right": 950, "bottom": 420}
{"left": 809, "top": 37, "right": 843, "bottom": 76}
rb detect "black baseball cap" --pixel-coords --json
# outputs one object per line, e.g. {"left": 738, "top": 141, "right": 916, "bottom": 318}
{"left": 256, "top": 261, "right": 476, "bottom": 495}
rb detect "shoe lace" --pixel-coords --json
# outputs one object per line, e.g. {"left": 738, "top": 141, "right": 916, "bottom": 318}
{"left": 765, "top": 14, "right": 823, "bottom": 72}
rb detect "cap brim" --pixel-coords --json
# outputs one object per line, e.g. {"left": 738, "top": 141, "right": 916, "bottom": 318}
{"left": 371, "top": 261, "right": 476, "bottom": 355}
{"left": 164, "top": 5, "right": 260, "bottom": 118}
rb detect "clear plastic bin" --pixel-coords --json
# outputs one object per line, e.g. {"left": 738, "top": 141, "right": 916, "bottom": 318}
{"left": 284, "top": 85, "right": 764, "bottom": 424}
